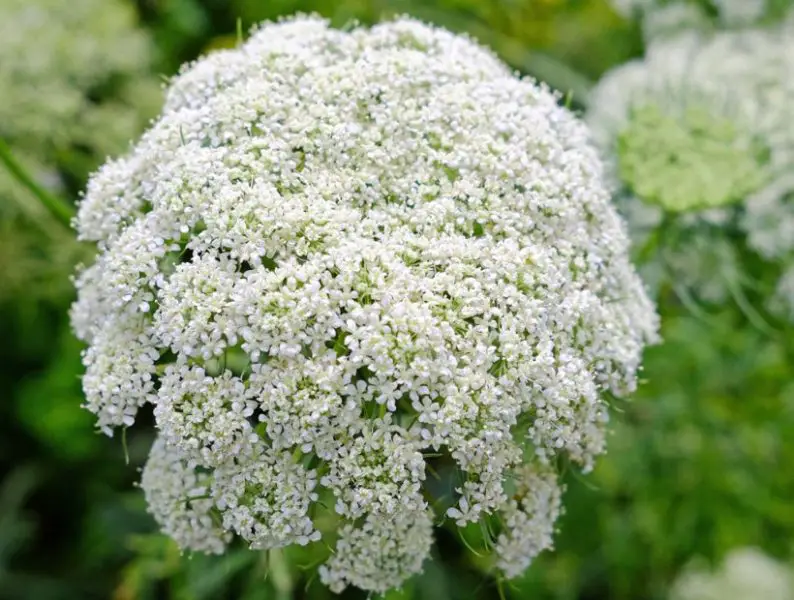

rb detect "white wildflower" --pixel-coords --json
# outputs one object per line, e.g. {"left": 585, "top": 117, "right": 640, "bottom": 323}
{"left": 154, "top": 365, "right": 256, "bottom": 466}
{"left": 743, "top": 175, "right": 794, "bottom": 261}
{"left": 770, "top": 266, "right": 794, "bottom": 320}
{"left": 73, "top": 15, "right": 657, "bottom": 593}
{"left": 320, "top": 417, "right": 426, "bottom": 519}
{"left": 610, "top": 0, "right": 657, "bottom": 18}
{"left": 713, "top": 0, "right": 769, "bottom": 26}
{"left": 589, "top": 24, "right": 794, "bottom": 314}
{"left": 589, "top": 29, "right": 784, "bottom": 211}
{"left": 0, "top": 0, "right": 159, "bottom": 303}
{"left": 610, "top": 0, "right": 784, "bottom": 36}
{"left": 80, "top": 317, "right": 159, "bottom": 434}
{"left": 319, "top": 507, "right": 434, "bottom": 594}
{"left": 641, "top": 3, "right": 712, "bottom": 41}
{"left": 211, "top": 443, "right": 321, "bottom": 550}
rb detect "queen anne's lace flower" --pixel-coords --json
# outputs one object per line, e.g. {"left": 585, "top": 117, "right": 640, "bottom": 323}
{"left": 494, "top": 466, "right": 563, "bottom": 578}
{"left": 141, "top": 436, "right": 231, "bottom": 555}
{"left": 319, "top": 507, "right": 435, "bottom": 593}
{"left": 588, "top": 23, "right": 794, "bottom": 312}
{"left": 72, "top": 15, "right": 657, "bottom": 593}
{"left": 639, "top": 3, "right": 713, "bottom": 40}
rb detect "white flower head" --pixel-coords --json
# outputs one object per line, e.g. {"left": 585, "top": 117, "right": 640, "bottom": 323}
{"left": 319, "top": 507, "right": 434, "bottom": 594}
{"left": 589, "top": 29, "right": 786, "bottom": 212}
{"left": 713, "top": 0, "right": 769, "bottom": 26}
{"left": 743, "top": 174, "right": 794, "bottom": 261}
{"left": 641, "top": 3, "right": 713, "bottom": 41}
{"left": 73, "top": 15, "right": 657, "bottom": 594}
{"left": 494, "top": 465, "right": 564, "bottom": 578}
{"left": 141, "top": 436, "right": 231, "bottom": 555}
{"left": 589, "top": 23, "right": 794, "bottom": 315}
{"left": 769, "top": 265, "right": 794, "bottom": 320}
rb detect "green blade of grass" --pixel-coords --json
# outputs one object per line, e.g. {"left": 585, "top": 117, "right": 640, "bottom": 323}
{"left": 0, "top": 137, "right": 75, "bottom": 228}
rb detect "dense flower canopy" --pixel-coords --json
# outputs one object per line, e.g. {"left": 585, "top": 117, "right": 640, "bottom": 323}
{"left": 72, "top": 15, "right": 657, "bottom": 594}
{"left": 588, "top": 20, "right": 794, "bottom": 313}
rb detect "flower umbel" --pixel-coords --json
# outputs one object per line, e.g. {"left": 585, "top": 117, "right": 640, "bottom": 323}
{"left": 72, "top": 15, "right": 657, "bottom": 594}
{"left": 616, "top": 103, "right": 769, "bottom": 212}
{"left": 588, "top": 22, "right": 794, "bottom": 314}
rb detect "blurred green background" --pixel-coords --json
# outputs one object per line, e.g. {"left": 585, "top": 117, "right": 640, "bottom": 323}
{"left": 1, "top": 1, "right": 792, "bottom": 599}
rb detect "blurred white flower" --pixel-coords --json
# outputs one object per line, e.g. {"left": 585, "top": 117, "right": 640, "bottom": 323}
{"left": 713, "top": 0, "right": 768, "bottom": 26}
{"left": 770, "top": 266, "right": 794, "bottom": 321}
{"left": 589, "top": 28, "right": 792, "bottom": 211}
{"left": 0, "top": 0, "right": 159, "bottom": 156}
{"left": 670, "top": 547, "right": 794, "bottom": 600}
{"left": 588, "top": 22, "right": 794, "bottom": 313}
{"left": 641, "top": 3, "right": 712, "bottom": 41}
{"left": 0, "top": 0, "right": 159, "bottom": 304}
{"left": 610, "top": 0, "right": 781, "bottom": 38}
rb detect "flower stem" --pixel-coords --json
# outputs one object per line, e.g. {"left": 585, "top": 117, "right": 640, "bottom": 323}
{"left": 0, "top": 137, "right": 75, "bottom": 228}
{"left": 268, "top": 549, "right": 293, "bottom": 600}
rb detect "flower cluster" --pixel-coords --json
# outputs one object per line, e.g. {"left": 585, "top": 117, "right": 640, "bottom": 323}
{"left": 670, "top": 548, "right": 794, "bottom": 600}
{"left": 588, "top": 20, "right": 794, "bottom": 314}
{"left": 72, "top": 15, "right": 657, "bottom": 594}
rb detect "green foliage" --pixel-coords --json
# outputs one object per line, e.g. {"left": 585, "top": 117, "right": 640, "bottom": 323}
{"left": 15, "top": 327, "right": 99, "bottom": 461}
{"left": 558, "top": 306, "right": 794, "bottom": 599}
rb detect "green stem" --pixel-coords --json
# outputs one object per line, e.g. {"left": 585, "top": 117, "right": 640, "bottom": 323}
{"left": 0, "top": 138, "right": 75, "bottom": 228}
{"left": 496, "top": 576, "right": 508, "bottom": 600}
{"left": 121, "top": 427, "right": 130, "bottom": 466}
{"left": 268, "top": 549, "right": 293, "bottom": 600}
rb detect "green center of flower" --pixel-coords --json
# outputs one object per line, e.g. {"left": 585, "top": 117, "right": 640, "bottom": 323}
{"left": 617, "top": 103, "right": 770, "bottom": 212}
